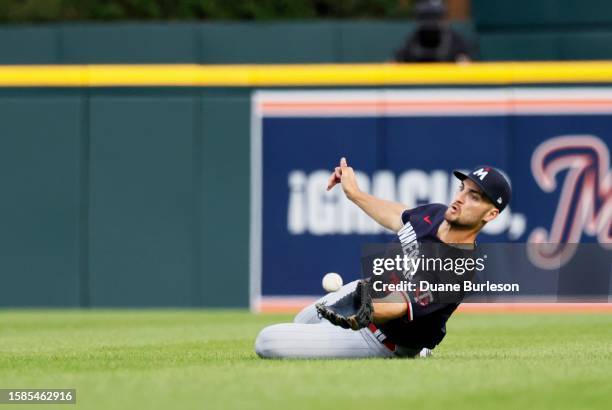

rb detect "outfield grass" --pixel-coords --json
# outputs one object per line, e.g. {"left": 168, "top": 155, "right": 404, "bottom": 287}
{"left": 0, "top": 310, "right": 610, "bottom": 410}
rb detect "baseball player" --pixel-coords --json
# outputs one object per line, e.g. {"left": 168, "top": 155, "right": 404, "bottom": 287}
{"left": 255, "top": 157, "right": 511, "bottom": 359}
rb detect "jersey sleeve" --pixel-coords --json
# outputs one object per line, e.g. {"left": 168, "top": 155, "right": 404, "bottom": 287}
{"left": 379, "top": 303, "right": 458, "bottom": 349}
{"left": 409, "top": 300, "right": 454, "bottom": 321}
{"left": 401, "top": 250, "right": 473, "bottom": 322}
{"left": 400, "top": 203, "right": 447, "bottom": 227}
{"left": 400, "top": 209, "right": 410, "bottom": 225}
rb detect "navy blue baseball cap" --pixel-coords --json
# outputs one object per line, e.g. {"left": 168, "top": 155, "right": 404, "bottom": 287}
{"left": 453, "top": 166, "right": 512, "bottom": 212}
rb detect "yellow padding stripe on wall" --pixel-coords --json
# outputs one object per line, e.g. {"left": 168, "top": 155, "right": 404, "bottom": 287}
{"left": 1, "top": 62, "right": 612, "bottom": 87}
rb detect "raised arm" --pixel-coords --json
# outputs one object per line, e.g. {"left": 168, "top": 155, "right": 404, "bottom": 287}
{"left": 327, "top": 157, "right": 406, "bottom": 233}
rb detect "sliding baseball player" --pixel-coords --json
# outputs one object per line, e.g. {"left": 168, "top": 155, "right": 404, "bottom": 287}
{"left": 255, "top": 157, "right": 511, "bottom": 358}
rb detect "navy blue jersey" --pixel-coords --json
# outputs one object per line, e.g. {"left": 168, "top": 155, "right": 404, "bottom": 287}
{"left": 377, "top": 203, "right": 476, "bottom": 350}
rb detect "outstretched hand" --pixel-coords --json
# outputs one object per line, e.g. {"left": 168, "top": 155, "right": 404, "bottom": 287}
{"left": 326, "top": 157, "right": 360, "bottom": 200}
{"left": 325, "top": 157, "right": 405, "bottom": 233}
{"left": 326, "top": 157, "right": 347, "bottom": 191}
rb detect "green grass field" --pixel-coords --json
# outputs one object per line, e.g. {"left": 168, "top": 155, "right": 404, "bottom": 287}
{"left": 0, "top": 310, "right": 611, "bottom": 410}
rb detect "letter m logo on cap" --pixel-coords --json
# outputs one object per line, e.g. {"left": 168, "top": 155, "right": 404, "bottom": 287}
{"left": 473, "top": 168, "right": 489, "bottom": 180}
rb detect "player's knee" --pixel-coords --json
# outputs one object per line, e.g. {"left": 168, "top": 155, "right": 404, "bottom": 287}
{"left": 293, "top": 305, "right": 318, "bottom": 324}
{"left": 254, "top": 325, "right": 282, "bottom": 358}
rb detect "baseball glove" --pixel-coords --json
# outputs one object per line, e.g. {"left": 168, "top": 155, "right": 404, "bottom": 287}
{"left": 315, "top": 280, "right": 373, "bottom": 330}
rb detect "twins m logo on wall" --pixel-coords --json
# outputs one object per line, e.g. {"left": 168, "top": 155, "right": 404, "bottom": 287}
{"left": 250, "top": 89, "right": 612, "bottom": 310}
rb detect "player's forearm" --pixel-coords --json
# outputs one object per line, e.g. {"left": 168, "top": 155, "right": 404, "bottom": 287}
{"left": 350, "top": 190, "right": 405, "bottom": 232}
{"left": 372, "top": 301, "right": 407, "bottom": 324}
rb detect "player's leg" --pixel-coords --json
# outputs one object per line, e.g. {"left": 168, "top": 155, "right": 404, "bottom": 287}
{"left": 255, "top": 321, "right": 393, "bottom": 359}
{"left": 293, "top": 279, "right": 359, "bottom": 324}
{"left": 291, "top": 279, "right": 434, "bottom": 359}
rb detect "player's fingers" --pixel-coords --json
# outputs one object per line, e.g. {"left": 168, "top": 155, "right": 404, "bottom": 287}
{"left": 326, "top": 172, "right": 338, "bottom": 191}
{"left": 334, "top": 167, "right": 342, "bottom": 178}
{"left": 340, "top": 157, "right": 348, "bottom": 168}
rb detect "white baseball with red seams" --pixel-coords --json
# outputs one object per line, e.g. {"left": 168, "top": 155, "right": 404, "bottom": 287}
{"left": 322, "top": 272, "right": 343, "bottom": 292}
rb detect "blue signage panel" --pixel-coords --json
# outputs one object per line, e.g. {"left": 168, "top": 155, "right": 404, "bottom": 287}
{"left": 251, "top": 89, "right": 612, "bottom": 307}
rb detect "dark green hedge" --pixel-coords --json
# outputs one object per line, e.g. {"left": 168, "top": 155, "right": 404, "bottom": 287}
{"left": 0, "top": 0, "right": 414, "bottom": 22}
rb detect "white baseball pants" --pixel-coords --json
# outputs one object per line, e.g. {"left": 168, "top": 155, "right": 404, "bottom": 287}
{"left": 254, "top": 280, "right": 395, "bottom": 359}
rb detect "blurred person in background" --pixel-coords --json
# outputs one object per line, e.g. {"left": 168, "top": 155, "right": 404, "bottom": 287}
{"left": 394, "top": 0, "right": 474, "bottom": 62}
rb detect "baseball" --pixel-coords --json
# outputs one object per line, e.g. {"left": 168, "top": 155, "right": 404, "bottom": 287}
{"left": 322, "top": 272, "right": 343, "bottom": 292}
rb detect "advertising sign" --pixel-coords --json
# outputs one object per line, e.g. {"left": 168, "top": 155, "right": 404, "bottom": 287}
{"left": 251, "top": 88, "right": 612, "bottom": 310}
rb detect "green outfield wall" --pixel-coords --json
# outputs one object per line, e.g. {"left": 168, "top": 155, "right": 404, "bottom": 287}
{"left": 1, "top": 62, "right": 612, "bottom": 307}
{"left": 0, "top": 21, "right": 474, "bottom": 64}
{"left": 473, "top": 0, "right": 612, "bottom": 61}
{"left": 4, "top": 19, "right": 612, "bottom": 64}
{"left": 0, "top": 88, "right": 251, "bottom": 307}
